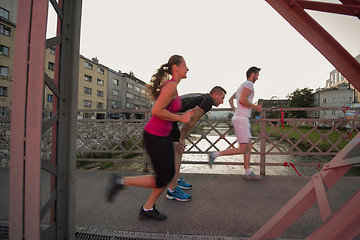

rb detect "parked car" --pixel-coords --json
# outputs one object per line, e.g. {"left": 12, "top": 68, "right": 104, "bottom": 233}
{"left": 108, "top": 113, "right": 126, "bottom": 119}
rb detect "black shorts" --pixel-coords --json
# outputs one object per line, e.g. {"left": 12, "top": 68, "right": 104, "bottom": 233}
{"left": 143, "top": 130, "right": 175, "bottom": 188}
{"left": 170, "top": 122, "right": 180, "bottom": 142}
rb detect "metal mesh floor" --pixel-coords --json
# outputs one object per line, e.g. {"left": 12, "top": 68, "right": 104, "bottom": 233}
{"left": 0, "top": 222, "right": 246, "bottom": 240}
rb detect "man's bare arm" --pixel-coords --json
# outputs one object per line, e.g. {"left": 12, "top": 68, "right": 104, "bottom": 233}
{"left": 229, "top": 92, "right": 236, "bottom": 111}
{"left": 179, "top": 106, "right": 204, "bottom": 140}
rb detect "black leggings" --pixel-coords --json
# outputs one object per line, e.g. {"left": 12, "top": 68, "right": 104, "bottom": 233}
{"left": 143, "top": 130, "right": 175, "bottom": 188}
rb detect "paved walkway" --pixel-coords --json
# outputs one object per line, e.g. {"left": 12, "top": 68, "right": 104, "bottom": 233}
{"left": 1, "top": 168, "right": 359, "bottom": 239}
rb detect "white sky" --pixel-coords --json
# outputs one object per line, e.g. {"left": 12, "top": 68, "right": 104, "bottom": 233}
{"left": 48, "top": 0, "right": 360, "bottom": 107}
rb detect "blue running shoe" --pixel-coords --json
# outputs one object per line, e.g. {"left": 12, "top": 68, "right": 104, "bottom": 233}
{"left": 208, "top": 152, "right": 216, "bottom": 168}
{"left": 166, "top": 186, "right": 191, "bottom": 202}
{"left": 177, "top": 178, "right": 192, "bottom": 190}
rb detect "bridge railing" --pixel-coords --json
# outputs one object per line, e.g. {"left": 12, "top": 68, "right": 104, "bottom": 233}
{"left": 74, "top": 107, "right": 359, "bottom": 174}
{"left": 1, "top": 107, "right": 359, "bottom": 174}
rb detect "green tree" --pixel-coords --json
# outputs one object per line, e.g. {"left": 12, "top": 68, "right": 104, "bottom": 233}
{"left": 286, "top": 87, "right": 314, "bottom": 118}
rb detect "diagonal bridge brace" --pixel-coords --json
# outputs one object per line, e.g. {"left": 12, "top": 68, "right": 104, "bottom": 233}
{"left": 265, "top": 0, "right": 360, "bottom": 92}
{"left": 252, "top": 132, "right": 360, "bottom": 239}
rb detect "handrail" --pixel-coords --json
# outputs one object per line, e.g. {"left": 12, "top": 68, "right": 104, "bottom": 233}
{"left": 1, "top": 107, "right": 359, "bottom": 173}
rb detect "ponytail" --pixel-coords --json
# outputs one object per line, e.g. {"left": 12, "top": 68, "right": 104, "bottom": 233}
{"left": 147, "top": 55, "right": 183, "bottom": 100}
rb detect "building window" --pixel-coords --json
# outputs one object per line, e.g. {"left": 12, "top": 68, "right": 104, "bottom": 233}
{"left": 47, "top": 94, "right": 53, "bottom": 103}
{"left": 84, "top": 74, "right": 92, "bottom": 82}
{"left": 112, "top": 90, "right": 119, "bottom": 96}
{"left": 0, "top": 24, "right": 10, "bottom": 36}
{"left": 340, "top": 96, "right": 346, "bottom": 103}
{"left": 112, "top": 100, "right": 118, "bottom": 107}
{"left": 84, "top": 87, "right": 92, "bottom": 95}
{"left": 96, "top": 102, "right": 104, "bottom": 109}
{"left": 0, "top": 66, "right": 8, "bottom": 76}
{"left": 127, "top": 93, "right": 134, "bottom": 99}
{"left": 48, "top": 62, "right": 55, "bottom": 71}
{"left": 0, "top": 45, "right": 9, "bottom": 56}
{"left": 127, "top": 83, "right": 134, "bottom": 89}
{"left": 85, "top": 61, "right": 93, "bottom": 70}
{"left": 331, "top": 97, "right": 336, "bottom": 103}
{"left": 349, "top": 97, "right": 352, "bottom": 103}
{"left": 134, "top": 86, "right": 140, "bottom": 92}
{"left": 323, "top": 110, "right": 327, "bottom": 115}
{"left": 0, "top": 107, "right": 6, "bottom": 117}
{"left": 97, "top": 90, "right": 103, "bottom": 97}
{"left": 97, "top": 79, "right": 104, "bottom": 86}
{"left": 322, "top": 98, "right": 326, "bottom": 103}
{"left": 126, "top": 103, "right": 134, "bottom": 109}
{"left": 0, "top": 86, "right": 7, "bottom": 96}
{"left": 113, "top": 79, "right": 119, "bottom": 86}
{"left": 331, "top": 110, "right": 336, "bottom": 115}
{"left": 83, "top": 100, "right": 92, "bottom": 107}
{"left": 98, "top": 67, "right": 104, "bottom": 75}
{"left": 0, "top": 8, "right": 10, "bottom": 20}
{"left": 83, "top": 113, "right": 91, "bottom": 119}
{"left": 49, "top": 47, "right": 55, "bottom": 55}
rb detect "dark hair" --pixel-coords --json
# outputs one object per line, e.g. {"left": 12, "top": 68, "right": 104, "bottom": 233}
{"left": 246, "top": 66, "right": 261, "bottom": 79}
{"left": 147, "top": 55, "right": 184, "bottom": 100}
{"left": 209, "top": 86, "right": 227, "bottom": 95}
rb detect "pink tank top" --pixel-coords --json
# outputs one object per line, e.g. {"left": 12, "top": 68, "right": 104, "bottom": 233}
{"left": 144, "top": 79, "right": 182, "bottom": 137}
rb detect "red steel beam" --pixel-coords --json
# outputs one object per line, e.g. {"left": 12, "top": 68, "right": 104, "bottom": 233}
{"left": 24, "top": 0, "right": 49, "bottom": 239}
{"left": 266, "top": 0, "right": 360, "bottom": 92}
{"left": 252, "top": 133, "right": 359, "bottom": 239}
{"left": 307, "top": 190, "right": 360, "bottom": 240}
{"left": 312, "top": 172, "right": 332, "bottom": 221}
{"left": 296, "top": 0, "right": 360, "bottom": 17}
{"left": 10, "top": 0, "right": 48, "bottom": 239}
{"left": 9, "top": 0, "right": 32, "bottom": 238}
{"left": 340, "top": 0, "right": 360, "bottom": 6}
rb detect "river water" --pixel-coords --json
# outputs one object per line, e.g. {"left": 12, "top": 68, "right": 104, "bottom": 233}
{"left": 180, "top": 135, "right": 334, "bottom": 176}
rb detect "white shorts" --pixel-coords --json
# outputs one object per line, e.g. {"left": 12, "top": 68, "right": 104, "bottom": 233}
{"left": 231, "top": 117, "right": 252, "bottom": 144}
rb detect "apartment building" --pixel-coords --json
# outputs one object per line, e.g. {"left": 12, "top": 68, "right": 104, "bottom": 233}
{"left": 78, "top": 56, "right": 108, "bottom": 119}
{"left": 325, "top": 54, "right": 360, "bottom": 103}
{"left": 314, "top": 54, "right": 359, "bottom": 119}
{"left": 314, "top": 82, "right": 354, "bottom": 119}
{"left": 107, "top": 69, "right": 150, "bottom": 119}
{"left": 0, "top": 4, "right": 16, "bottom": 117}
{"left": 77, "top": 56, "right": 152, "bottom": 120}
{"left": 1, "top": 0, "right": 150, "bottom": 119}
{"left": 120, "top": 72, "right": 150, "bottom": 118}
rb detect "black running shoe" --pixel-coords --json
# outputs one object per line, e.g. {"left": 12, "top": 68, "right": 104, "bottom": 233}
{"left": 138, "top": 206, "right": 167, "bottom": 220}
{"left": 106, "top": 174, "right": 124, "bottom": 203}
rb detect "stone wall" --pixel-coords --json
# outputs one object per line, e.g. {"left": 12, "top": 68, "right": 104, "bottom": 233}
{"left": 0, "top": 121, "right": 10, "bottom": 166}
{"left": 0, "top": 119, "right": 147, "bottom": 167}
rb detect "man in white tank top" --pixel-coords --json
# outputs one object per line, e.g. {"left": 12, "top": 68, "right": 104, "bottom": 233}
{"left": 208, "top": 66, "right": 263, "bottom": 180}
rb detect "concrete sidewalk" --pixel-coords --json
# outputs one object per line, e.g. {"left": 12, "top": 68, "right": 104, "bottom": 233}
{"left": 1, "top": 168, "right": 360, "bottom": 239}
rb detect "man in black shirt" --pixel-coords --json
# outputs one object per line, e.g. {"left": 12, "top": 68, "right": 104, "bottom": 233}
{"left": 166, "top": 86, "right": 227, "bottom": 201}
